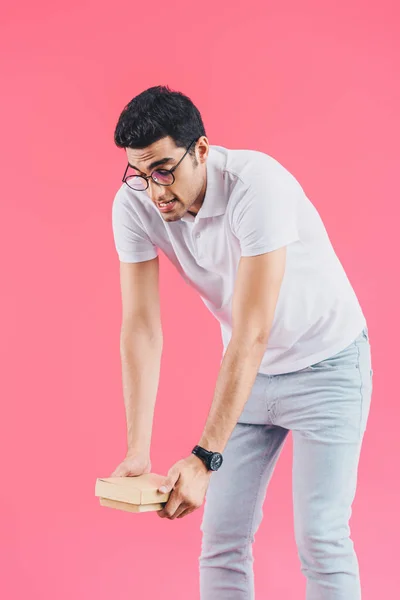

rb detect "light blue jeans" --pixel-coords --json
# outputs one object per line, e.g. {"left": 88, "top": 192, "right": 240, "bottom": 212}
{"left": 199, "top": 327, "right": 373, "bottom": 599}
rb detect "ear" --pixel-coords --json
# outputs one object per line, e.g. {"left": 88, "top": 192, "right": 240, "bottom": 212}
{"left": 196, "top": 136, "right": 209, "bottom": 165}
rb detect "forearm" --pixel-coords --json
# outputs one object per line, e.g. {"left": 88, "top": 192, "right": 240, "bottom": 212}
{"left": 198, "top": 337, "right": 267, "bottom": 453}
{"left": 120, "top": 327, "right": 163, "bottom": 455}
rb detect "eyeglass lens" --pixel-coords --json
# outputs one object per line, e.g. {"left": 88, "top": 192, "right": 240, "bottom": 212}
{"left": 125, "top": 170, "right": 174, "bottom": 191}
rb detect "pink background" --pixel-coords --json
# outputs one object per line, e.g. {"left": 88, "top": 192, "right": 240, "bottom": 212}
{"left": 1, "top": 1, "right": 399, "bottom": 598}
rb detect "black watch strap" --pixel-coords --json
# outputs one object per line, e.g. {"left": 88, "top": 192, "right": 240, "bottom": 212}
{"left": 192, "top": 445, "right": 213, "bottom": 464}
{"left": 192, "top": 445, "right": 223, "bottom": 471}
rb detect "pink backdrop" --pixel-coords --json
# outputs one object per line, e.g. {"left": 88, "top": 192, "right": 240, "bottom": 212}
{"left": 1, "top": 1, "right": 399, "bottom": 598}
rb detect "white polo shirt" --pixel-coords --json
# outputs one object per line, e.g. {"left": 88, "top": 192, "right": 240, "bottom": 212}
{"left": 112, "top": 145, "right": 366, "bottom": 375}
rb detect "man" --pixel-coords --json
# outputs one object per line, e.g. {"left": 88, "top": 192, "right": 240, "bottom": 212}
{"left": 110, "top": 85, "right": 373, "bottom": 600}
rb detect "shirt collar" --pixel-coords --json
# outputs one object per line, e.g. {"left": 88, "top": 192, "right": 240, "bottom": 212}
{"left": 181, "top": 145, "right": 227, "bottom": 223}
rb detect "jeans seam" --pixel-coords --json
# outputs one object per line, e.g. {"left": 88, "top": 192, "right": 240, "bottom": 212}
{"left": 243, "top": 431, "right": 271, "bottom": 597}
{"left": 356, "top": 340, "right": 363, "bottom": 439}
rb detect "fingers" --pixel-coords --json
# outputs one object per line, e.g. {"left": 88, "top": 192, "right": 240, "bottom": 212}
{"left": 167, "top": 501, "right": 190, "bottom": 520}
{"left": 176, "top": 506, "right": 196, "bottom": 519}
{"left": 157, "top": 490, "right": 182, "bottom": 519}
{"left": 174, "top": 504, "right": 196, "bottom": 519}
{"left": 111, "top": 464, "right": 131, "bottom": 477}
{"left": 158, "top": 467, "right": 180, "bottom": 494}
{"left": 110, "top": 466, "right": 124, "bottom": 477}
{"left": 157, "top": 489, "right": 200, "bottom": 520}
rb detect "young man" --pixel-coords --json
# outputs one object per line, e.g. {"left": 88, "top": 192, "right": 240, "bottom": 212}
{"left": 110, "top": 85, "right": 373, "bottom": 600}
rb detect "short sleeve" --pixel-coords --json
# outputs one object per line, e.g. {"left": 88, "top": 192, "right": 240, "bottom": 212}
{"left": 231, "top": 163, "right": 301, "bottom": 257}
{"left": 111, "top": 192, "right": 158, "bottom": 263}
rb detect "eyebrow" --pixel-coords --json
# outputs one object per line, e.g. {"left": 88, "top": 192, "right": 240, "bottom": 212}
{"left": 127, "top": 157, "right": 175, "bottom": 175}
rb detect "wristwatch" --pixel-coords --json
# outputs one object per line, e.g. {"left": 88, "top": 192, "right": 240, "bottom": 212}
{"left": 192, "top": 445, "right": 223, "bottom": 471}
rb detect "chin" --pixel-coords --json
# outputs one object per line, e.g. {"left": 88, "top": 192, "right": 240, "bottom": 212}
{"left": 162, "top": 210, "right": 181, "bottom": 221}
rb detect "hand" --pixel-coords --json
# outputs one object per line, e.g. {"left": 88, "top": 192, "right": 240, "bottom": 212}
{"left": 157, "top": 454, "right": 212, "bottom": 520}
{"left": 110, "top": 451, "right": 151, "bottom": 477}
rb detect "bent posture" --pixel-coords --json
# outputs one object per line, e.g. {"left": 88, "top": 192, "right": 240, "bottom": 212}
{"left": 110, "top": 85, "right": 373, "bottom": 600}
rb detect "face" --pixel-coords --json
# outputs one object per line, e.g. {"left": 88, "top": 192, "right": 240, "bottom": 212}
{"left": 125, "top": 136, "right": 209, "bottom": 222}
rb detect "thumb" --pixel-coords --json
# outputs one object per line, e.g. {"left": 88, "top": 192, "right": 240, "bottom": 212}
{"left": 111, "top": 466, "right": 126, "bottom": 477}
{"left": 111, "top": 463, "right": 129, "bottom": 477}
{"left": 158, "top": 469, "right": 179, "bottom": 493}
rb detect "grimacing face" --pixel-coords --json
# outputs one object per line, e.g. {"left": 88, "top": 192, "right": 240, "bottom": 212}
{"left": 125, "top": 136, "right": 209, "bottom": 222}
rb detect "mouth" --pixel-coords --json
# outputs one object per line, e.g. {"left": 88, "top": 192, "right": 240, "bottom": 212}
{"left": 157, "top": 198, "right": 177, "bottom": 212}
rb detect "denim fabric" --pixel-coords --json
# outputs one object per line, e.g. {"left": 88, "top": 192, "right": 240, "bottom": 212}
{"left": 199, "top": 327, "right": 373, "bottom": 599}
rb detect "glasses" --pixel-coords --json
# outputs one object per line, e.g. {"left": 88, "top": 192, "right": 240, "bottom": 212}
{"left": 122, "top": 139, "right": 197, "bottom": 191}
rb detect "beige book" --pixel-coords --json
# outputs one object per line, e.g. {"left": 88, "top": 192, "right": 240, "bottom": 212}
{"left": 95, "top": 473, "right": 171, "bottom": 513}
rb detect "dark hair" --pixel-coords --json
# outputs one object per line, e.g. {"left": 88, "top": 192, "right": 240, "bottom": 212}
{"left": 114, "top": 85, "right": 206, "bottom": 155}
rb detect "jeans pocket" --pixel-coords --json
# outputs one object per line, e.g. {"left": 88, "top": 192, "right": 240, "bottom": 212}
{"left": 308, "top": 340, "right": 359, "bottom": 371}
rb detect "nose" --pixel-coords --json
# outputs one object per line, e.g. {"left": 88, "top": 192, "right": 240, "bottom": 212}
{"left": 147, "top": 180, "right": 170, "bottom": 204}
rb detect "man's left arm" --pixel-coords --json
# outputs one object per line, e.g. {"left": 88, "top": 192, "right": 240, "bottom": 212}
{"left": 157, "top": 246, "right": 287, "bottom": 519}
{"left": 197, "top": 245, "right": 287, "bottom": 452}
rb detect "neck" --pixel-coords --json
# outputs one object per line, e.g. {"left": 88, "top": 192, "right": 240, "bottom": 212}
{"left": 190, "top": 171, "right": 207, "bottom": 216}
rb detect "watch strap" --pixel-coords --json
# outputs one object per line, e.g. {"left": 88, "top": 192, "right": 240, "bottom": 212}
{"left": 192, "top": 445, "right": 213, "bottom": 468}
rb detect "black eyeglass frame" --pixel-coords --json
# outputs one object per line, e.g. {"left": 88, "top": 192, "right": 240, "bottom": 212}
{"left": 122, "top": 138, "right": 198, "bottom": 191}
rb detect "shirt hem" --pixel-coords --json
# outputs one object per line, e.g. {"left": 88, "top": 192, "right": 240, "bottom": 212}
{"left": 257, "top": 317, "right": 367, "bottom": 375}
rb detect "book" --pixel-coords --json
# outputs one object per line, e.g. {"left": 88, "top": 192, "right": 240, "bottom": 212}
{"left": 95, "top": 473, "right": 171, "bottom": 513}
{"left": 99, "top": 497, "right": 165, "bottom": 513}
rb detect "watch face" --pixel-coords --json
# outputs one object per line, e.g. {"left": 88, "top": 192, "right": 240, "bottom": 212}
{"left": 210, "top": 453, "right": 223, "bottom": 471}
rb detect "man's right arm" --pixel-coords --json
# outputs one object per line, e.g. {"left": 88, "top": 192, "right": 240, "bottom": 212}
{"left": 118, "top": 257, "right": 163, "bottom": 457}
